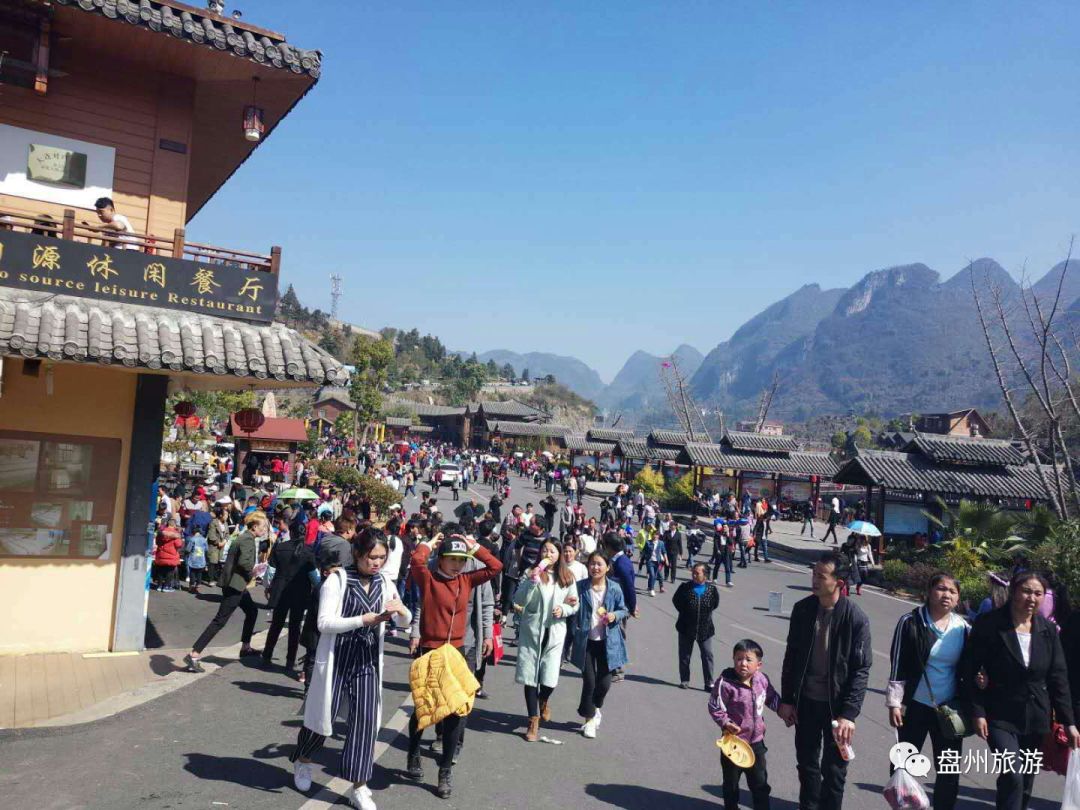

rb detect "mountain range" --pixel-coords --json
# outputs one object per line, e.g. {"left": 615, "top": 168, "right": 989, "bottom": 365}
{"left": 478, "top": 258, "right": 1080, "bottom": 424}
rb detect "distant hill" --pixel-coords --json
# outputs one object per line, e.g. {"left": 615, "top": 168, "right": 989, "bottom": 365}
{"left": 689, "top": 283, "right": 846, "bottom": 413}
{"left": 475, "top": 350, "right": 607, "bottom": 401}
{"left": 688, "top": 259, "right": 1026, "bottom": 421}
{"left": 599, "top": 344, "right": 703, "bottom": 412}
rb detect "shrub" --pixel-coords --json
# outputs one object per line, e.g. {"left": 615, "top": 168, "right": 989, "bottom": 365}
{"left": 942, "top": 543, "right": 987, "bottom": 581}
{"left": 353, "top": 475, "right": 400, "bottom": 517}
{"left": 332, "top": 466, "right": 363, "bottom": 489}
{"left": 957, "top": 574, "right": 989, "bottom": 611}
{"left": 632, "top": 467, "right": 666, "bottom": 501}
{"left": 899, "top": 562, "right": 941, "bottom": 594}
{"left": 882, "top": 559, "right": 907, "bottom": 587}
{"left": 663, "top": 473, "right": 696, "bottom": 510}
{"left": 1030, "top": 520, "right": 1080, "bottom": 603}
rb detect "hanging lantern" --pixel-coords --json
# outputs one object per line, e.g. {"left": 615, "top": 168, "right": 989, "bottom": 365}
{"left": 243, "top": 77, "right": 264, "bottom": 142}
{"left": 234, "top": 407, "right": 265, "bottom": 434}
{"left": 184, "top": 415, "right": 202, "bottom": 431}
{"left": 173, "top": 400, "right": 196, "bottom": 419}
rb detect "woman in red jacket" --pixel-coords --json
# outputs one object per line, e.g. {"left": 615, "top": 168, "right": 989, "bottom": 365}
{"left": 154, "top": 518, "right": 184, "bottom": 593}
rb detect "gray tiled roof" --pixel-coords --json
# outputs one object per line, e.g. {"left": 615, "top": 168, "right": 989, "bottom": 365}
{"left": 678, "top": 443, "right": 838, "bottom": 477}
{"left": 486, "top": 420, "right": 570, "bottom": 438}
{"left": 722, "top": 431, "right": 799, "bottom": 454}
{"left": 0, "top": 290, "right": 347, "bottom": 385}
{"left": 55, "top": 0, "right": 321, "bottom": 78}
{"left": 834, "top": 449, "right": 1051, "bottom": 500}
{"left": 904, "top": 435, "right": 1026, "bottom": 467}
{"left": 648, "top": 429, "right": 712, "bottom": 447}
{"left": 476, "top": 399, "right": 546, "bottom": 420}
{"left": 384, "top": 399, "right": 466, "bottom": 418}
{"left": 565, "top": 434, "right": 617, "bottom": 453}
{"left": 613, "top": 439, "right": 681, "bottom": 461}
{"left": 587, "top": 428, "right": 636, "bottom": 442}
{"left": 314, "top": 386, "right": 354, "bottom": 408}
{"left": 384, "top": 416, "right": 412, "bottom": 428}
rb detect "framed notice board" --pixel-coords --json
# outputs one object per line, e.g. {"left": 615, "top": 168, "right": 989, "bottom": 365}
{"left": 0, "top": 430, "right": 121, "bottom": 559}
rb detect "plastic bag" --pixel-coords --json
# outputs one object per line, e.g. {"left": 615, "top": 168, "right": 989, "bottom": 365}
{"left": 883, "top": 767, "right": 930, "bottom": 810}
{"left": 1064, "top": 749, "right": 1080, "bottom": 810}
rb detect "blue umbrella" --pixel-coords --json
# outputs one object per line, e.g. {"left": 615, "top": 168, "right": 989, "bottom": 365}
{"left": 846, "top": 520, "right": 881, "bottom": 537}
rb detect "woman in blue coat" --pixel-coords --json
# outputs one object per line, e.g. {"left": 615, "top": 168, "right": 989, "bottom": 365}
{"left": 569, "top": 551, "right": 629, "bottom": 739}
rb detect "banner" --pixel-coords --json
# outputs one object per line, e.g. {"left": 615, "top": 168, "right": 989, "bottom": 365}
{"left": 0, "top": 229, "right": 277, "bottom": 322}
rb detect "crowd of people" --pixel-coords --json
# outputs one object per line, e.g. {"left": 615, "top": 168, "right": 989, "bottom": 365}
{"left": 153, "top": 438, "right": 1080, "bottom": 810}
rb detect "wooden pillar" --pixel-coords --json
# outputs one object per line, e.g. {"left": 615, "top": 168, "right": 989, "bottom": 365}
{"left": 172, "top": 228, "right": 186, "bottom": 258}
{"left": 62, "top": 209, "right": 75, "bottom": 240}
{"left": 33, "top": 17, "right": 50, "bottom": 96}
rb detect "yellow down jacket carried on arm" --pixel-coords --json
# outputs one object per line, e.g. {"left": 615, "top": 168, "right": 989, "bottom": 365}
{"left": 409, "top": 644, "right": 480, "bottom": 731}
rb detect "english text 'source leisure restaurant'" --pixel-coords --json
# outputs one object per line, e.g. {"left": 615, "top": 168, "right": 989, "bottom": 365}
{"left": 0, "top": 0, "right": 345, "bottom": 655}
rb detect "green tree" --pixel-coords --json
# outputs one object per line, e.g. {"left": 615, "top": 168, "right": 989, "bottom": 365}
{"left": 349, "top": 336, "right": 395, "bottom": 441}
{"left": 501, "top": 363, "right": 516, "bottom": 382}
{"left": 522, "top": 368, "right": 530, "bottom": 383}
{"left": 632, "top": 466, "right": 666, "bottom": 500}
{"left": 447, "top": 361, "right": 487, "bottom": 405}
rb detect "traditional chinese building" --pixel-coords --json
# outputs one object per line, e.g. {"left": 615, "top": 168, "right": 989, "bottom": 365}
{"left": 0, "top": 1, "right": 343, "bottom": 655}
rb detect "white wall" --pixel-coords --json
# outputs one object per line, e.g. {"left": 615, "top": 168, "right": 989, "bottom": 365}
{"left": 0, "top": 123, "right": 115, "bottom": 210}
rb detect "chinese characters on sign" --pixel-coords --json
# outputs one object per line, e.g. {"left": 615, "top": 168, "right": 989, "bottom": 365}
{"left": 0, "top": 229, "right": 276, "bottom": 322}
{"left": 937, "top": 749, "right": 1042, "bottom": 775}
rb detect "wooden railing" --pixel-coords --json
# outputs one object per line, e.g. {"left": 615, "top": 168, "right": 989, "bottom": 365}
{"left": 0, "top": 208, "right": 280, "bottom": 275}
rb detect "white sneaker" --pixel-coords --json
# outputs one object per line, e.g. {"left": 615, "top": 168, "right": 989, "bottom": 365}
{"left": 582, "top": 717, "right": 598, "bottom": 738}
{"left": 594, "top": 709, "right": 602, "bottom": 728}
{"left": 293, "top": 762, "right": 312, "bottom": 792}
{"left": 648, "top": 589, "right": 655, "bottom": 597}
{"left": 349, "top": 785, "right": 376, "bottom": 810}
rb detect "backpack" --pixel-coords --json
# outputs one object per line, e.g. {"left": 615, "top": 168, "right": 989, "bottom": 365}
{"left": 186, "top": 538, "right": 206, "bottom": 568}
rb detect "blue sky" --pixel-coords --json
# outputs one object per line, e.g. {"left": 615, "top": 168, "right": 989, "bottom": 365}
{"left": 190, "top": 2, "right": 1080, "bottom": 381}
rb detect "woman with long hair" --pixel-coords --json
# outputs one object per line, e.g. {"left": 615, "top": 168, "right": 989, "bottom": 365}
{"left": 886, "top": 573, "right": 969, "bottom": 810}
{"left": 290, "top": 527, "right": 411, "bottom": 809}
{"left": 568, "top": 551, "right": 629, "bottom": 738}
{"left": 513, "top": 539, "right": 579, "bottom": 741}
{"left": 966, "top": 571, "right": 1079, "bottom": 810}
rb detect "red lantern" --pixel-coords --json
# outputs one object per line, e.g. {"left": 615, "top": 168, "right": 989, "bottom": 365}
{"left": 184, "top": 415, "right": 202, "bottom": 431}
{"left": 173, "top": 400, "right": 196, "bottom": 419}
{"left": 234, "top": 407, "right": 265, "bottom": 434}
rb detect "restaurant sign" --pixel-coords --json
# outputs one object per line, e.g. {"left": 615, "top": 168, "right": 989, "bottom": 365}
{"left": 0, "top": 229, "right": 276, "bottom": 323}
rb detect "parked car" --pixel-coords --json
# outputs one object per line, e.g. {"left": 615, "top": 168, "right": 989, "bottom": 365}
{"left": 428, "top": 462, "right": 461, "bottom": 485}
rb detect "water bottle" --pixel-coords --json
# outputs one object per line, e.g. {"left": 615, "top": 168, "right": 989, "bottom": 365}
{"left": 831, "top": 720, "right": 856, "bottom": 762}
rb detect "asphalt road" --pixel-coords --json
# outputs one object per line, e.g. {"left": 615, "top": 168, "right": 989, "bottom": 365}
{"left": 0, "top": 471, "right": 1065, "bottom": 810}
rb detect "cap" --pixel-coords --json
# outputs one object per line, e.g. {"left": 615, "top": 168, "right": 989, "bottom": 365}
{"left": 317, "top": 504, "right": 333, "bottom": 517}
{"left": 389, "top": 503, "right": 402, "bottom": 512}
{"left": 439, "top": 537, "right": 471, "bottom": 558}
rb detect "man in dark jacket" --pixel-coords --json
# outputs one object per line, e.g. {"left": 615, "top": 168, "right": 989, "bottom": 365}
{"left": 779, "top": 553, "right": 872, "bottom": 810}
{"left": 603, "top": 532, "right": 639, "bottom": 682}
{"left": 664, "top": 523, "right": 685, "bottom": 583}
{"left": 262, "top": 535, "right": 315, "bottom": 671}
{"left": 672, "top": 563, "right": 719, "bottom": 688}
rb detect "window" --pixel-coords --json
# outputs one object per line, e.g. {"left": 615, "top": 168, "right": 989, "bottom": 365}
{"left": 0, "top": 12, "right": 41, "bottom": 91}
{"left": 0, "top": 430, "right": 121, "bottom": 558}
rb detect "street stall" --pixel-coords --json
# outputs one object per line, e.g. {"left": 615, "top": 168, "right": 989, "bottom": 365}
{"left": 228, "top": 415, "right": 308, "bottom": 487}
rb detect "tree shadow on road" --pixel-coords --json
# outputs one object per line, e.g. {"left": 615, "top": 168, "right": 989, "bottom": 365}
{"left": 233, "top": 680, "right": 304, "bottom": 699}
{"left": 702, "top": 783, "right": 799, "bottom": 808}
{"left": 183, "top": 753, "right": 288, "bottom": 793}
{"left": 586, "top": 783, "right": 721, "bottom": 809}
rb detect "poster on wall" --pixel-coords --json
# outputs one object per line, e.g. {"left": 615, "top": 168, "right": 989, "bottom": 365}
{"left": 0, "top": 431, "right": 119, "bottom": 559}
{"left": 0, "top": 438, "right": 40, "bottom": 489}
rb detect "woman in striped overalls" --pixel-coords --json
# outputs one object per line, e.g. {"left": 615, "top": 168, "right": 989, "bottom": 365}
{"left": 290, "top": 527, "right": 411, "bottom": 810}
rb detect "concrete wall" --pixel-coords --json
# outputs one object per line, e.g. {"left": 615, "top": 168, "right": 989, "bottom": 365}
{"left": 0, "top": 359, "right": 135, "bottom": 654}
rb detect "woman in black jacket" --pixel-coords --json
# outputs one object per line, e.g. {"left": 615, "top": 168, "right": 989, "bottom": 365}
{"left": 965, "top": 571, "right": 1079, "bottom": 810}
{"left": 671, "top": 563, "right": 720, "bottom": 690}
{"left": 886, "top": 573, "right": 969, "bottom": 810}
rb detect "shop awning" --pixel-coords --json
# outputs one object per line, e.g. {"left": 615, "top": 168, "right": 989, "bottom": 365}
{"left": 0, "top": 290, "right": 347, "bottom": 387}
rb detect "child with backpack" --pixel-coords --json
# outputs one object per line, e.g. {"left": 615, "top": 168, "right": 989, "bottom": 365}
{"left": 184, "top": 531, "right": 209, "bottom": 593}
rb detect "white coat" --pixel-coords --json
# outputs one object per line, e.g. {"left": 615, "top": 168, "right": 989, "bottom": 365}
{"left": 302, "top": 568, "right": 411, "bottom": 737}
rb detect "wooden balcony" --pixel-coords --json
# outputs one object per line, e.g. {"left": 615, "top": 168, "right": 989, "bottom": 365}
{"left": 0, "top": 208, "right": 280, "bottom": 276}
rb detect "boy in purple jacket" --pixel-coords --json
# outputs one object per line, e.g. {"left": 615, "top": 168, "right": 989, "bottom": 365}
{"left": 708, "top": 638, "right": 781, "bottom": 810}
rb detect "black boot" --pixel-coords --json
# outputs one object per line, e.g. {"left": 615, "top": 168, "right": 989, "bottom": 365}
{"left": 437, "top": 767, "right": 453, "bottom": 799}
{"left": 406, "top": 754, "right": 423, "bottom": 780}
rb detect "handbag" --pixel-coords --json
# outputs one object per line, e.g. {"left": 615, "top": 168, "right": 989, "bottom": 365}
{"left": 1042, "top": 720, "right": 1072, "bottom": 775}
{"left": 920, "top": 667, "right": 972, "bottom": 740}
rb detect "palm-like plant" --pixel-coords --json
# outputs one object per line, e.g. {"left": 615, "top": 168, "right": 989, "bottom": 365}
{"left": 922, "top": 497, "right": 1031, "bottom": 563}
